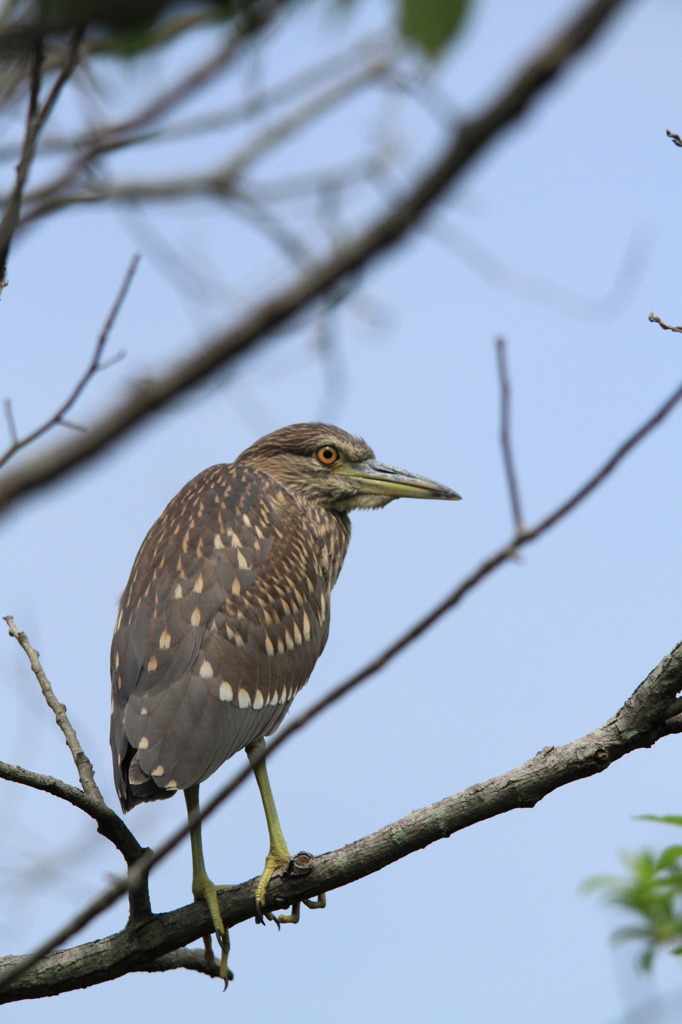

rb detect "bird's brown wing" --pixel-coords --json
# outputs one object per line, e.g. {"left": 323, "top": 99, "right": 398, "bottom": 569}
{"left": 110, "top": 463, "right": 338, "bottom": 810}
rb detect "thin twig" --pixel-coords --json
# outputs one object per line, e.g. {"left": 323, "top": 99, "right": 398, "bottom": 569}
{"left": 3, "top": 617, "right": 101, "bottom": 802}
{"left": 2, "top": 400, "right": 17, "bottom": 447}
{"left": 495, "top": 337, "right": 524, "bottom": 532}
{"left": 8, "top": 1, "right": 290, "bottom": 229}
{"left": 0, "top": 29, "right": 82, "bottom": 283}
{"left": 0, "top": 34, "right": 392, "bottom": 163}
{"left": 18, "top": 51, "right": 394, "bottom": 228}
{"left": 2, "top": 357, "right": 680, "bottom": 988}
{"left": 649, "top": 311, "right": 682, "bottom": 333}
{"left": 0, "top": 253, "right": 139, "bottom": 470}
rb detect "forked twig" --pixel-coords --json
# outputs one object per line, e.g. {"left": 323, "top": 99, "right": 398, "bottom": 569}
{"left": 0, "top": 253, "right": 139, "bottom": 470}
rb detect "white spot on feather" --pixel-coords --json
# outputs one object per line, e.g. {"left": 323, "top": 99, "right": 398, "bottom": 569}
{"left": 199, "top": 660, "right": 213, "bottom": 679}
{"left": 253, "top": 689, "right": 264, "bottom": 710}
{"left": 219, "top": 681, "right": 233, "bottom": 702}
{"left": 159, "top": 629, "right": 171, "bottom": 649}
{"left": 238, "top": 687, "right": 251, "bottom": 708}
{"left": 191, "top": 607, "right": 201, "bottom": 627}
{"left": 138, "top": 737, "right": 149, "bottom": 750}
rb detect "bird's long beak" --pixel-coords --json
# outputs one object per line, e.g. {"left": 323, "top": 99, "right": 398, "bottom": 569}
{"left": 333, "top": 459, "right": 461, "bottom": 501}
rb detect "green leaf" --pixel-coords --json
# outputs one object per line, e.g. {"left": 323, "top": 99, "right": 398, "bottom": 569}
{"left": 398, "top": 0, "right": 470, "bottom": 57}
{"left": 656, "top": 845, "right": 682, "bottom": 870}
{"left": 637, "top": 815, "right": 682, "bottom": 827}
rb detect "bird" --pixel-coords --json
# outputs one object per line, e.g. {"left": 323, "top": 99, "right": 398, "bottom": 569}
{"left": 110, "top": 422, "right": 460, "bottom": 980}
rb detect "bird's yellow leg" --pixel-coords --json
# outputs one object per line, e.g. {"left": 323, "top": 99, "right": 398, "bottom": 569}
{"left": 246, "top": 739, "right": 326, "bottom": 924}
{"left": 184, "top": 785, "right": 234, "bottom": 985}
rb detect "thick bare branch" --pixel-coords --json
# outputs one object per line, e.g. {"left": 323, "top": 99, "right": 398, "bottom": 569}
{"left": 0, "top": 0, "right": 633, "bottom": 522}
{"left": 1, "top": 637, "right": 680, "bottom": 1002}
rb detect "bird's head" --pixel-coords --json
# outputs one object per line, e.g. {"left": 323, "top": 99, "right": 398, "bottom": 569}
{"left": 236, "top": 423, "right": 461, "bottom": 513}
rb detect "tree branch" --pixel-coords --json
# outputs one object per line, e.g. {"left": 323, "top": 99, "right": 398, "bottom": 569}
{"left": 0, "top": 29, "right": 81, "bottom": 283}
{"left": 0, "top": 761, "right": 145, "bottom": 867}
{"left": 495, "top": 337, "right": 524, "bottom": 532}
{"left": 2, "top": 358, "right": 681, "bottom": 994}
{"left": 0, "top": 0, "right": 631, "bottom": 521}
{"left": 17, "top": 43, "right": 393, "bottom": 227}
{"left": 649, "top": 311, "right": 682, "bottom": 333}
{"left": 3, "top": 616, "right": 101, "bottom": 800}
{"left": 1, "top": 637, "right": 680, "bottom": 1002}
{"left": 0, "top": 255, "right": 137, "bottom": 470}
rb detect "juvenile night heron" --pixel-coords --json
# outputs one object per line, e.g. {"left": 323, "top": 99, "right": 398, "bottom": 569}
{"left": 110, "top": 423, "right": 460, "bottom": 979}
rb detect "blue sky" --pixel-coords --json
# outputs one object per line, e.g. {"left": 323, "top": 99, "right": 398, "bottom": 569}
{"left": 2, "top": 0, "right": 682, "bottom": 1021}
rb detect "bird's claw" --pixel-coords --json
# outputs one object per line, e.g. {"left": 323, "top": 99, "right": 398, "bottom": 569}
{"left": 255, "top": 891, "right": 326, "bottom": 927}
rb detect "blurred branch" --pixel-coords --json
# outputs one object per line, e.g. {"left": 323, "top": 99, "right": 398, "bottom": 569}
{"left": 0, "top": 29, "right": 82, "bottom": 284}
{"left": 0, "top": 34, "right": 393, "bottom": 163}
{"left": 2, "top": 634, "right": 681, "bottom": 1001}
{"left": 0, "top": 11, "right": 221, "bottom": 105}
{"left": 2, "top": 358, "right": 682, "bottom": 997}
{"left": 0, "top": 0, "right": 632, "bottom": 521}
{"left": 495, "top": 337, "right": 524, "bottom": 532}
{"left": 0, "top": 254, "right": 138, "bottom": 470}
{"left": 18, "top": 49, "right": 393, "bottom": 226}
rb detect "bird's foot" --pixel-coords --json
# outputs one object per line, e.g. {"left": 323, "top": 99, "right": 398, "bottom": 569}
{"left": 254, "top": 848, "right": 326, "bottom": 926}
{"left": 254, "top": 846, "right": 290, "bottom": 925}
{"left": 192, "top": 870, "right": 235, "bottom": 987}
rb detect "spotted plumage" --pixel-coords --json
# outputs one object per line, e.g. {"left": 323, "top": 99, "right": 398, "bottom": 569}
{"left": 111, "top": 440, "right": 351, "bottom": 809}
{"left": 110, "top": 422, "right": 459, "bottom": 971}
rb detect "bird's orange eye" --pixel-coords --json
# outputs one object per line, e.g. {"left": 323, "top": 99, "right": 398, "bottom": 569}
{"left": 316, "top": 445, "right": 339, "bottom": 466}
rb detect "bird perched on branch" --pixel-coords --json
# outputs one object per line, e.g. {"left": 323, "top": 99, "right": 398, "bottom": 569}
{"left": 110, "top": 422, "right": 460, "bottom": 981}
